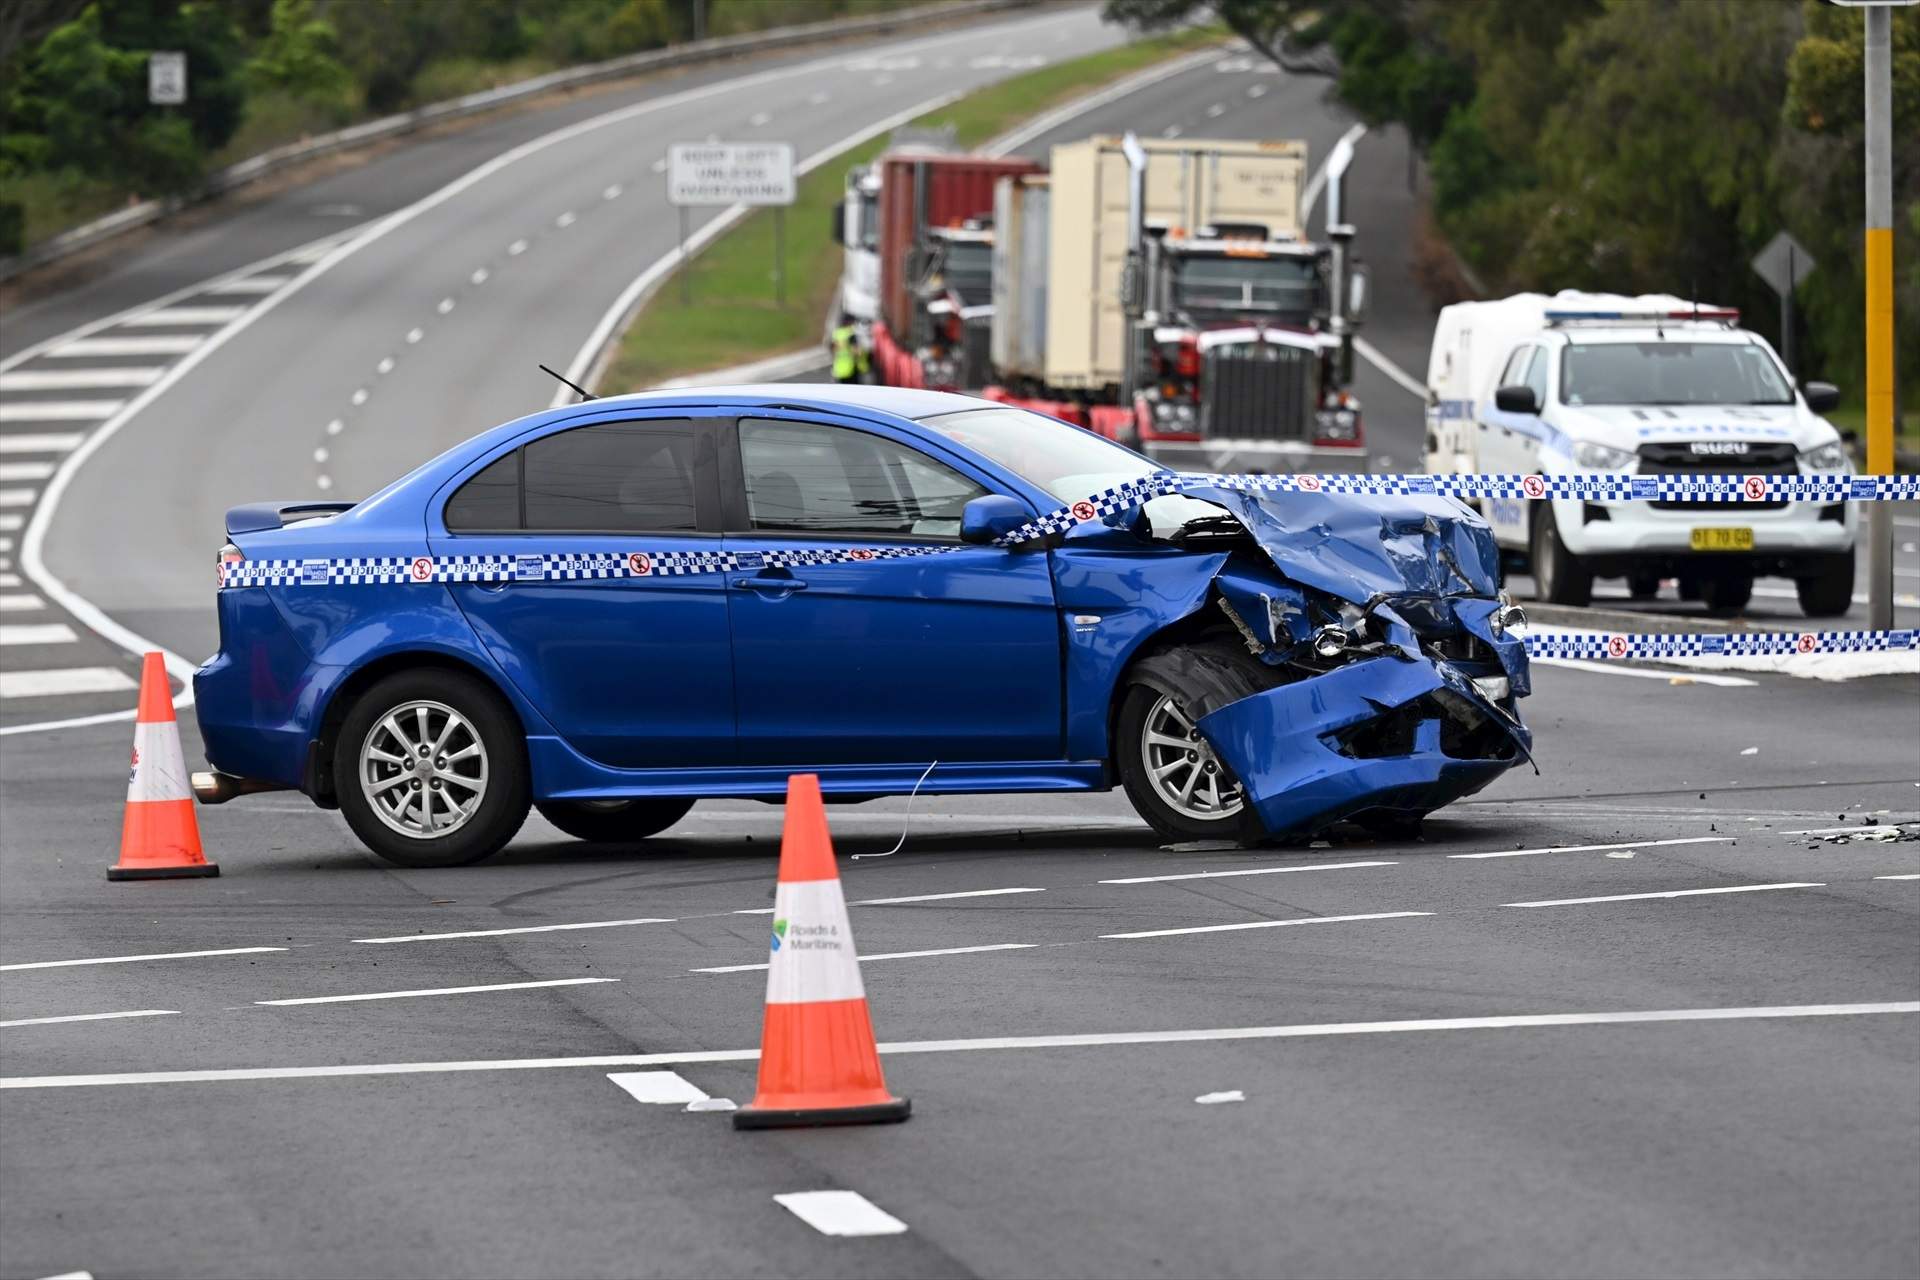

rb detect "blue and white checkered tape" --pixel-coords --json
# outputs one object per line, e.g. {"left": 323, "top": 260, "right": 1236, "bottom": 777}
{"left": 1524, "top": 630, "right": 1917, "bottom": 661}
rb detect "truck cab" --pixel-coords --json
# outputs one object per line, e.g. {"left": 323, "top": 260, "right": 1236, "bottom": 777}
{"left": 1425, "top": 292, "right": 1856, "bottom": 616}
{"left": 832, "top": 165, "right": 883, "bottom": 331}
{"left": 914, "top": 222, "right": 997, "bottom": 390}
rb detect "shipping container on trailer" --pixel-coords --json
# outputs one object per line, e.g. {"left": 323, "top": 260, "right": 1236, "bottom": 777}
{"left": 991, "top": 173, "right": 1051, "bottom": 380}
{"left": 877, "top": 152, "right": 1045, "bottom": 345}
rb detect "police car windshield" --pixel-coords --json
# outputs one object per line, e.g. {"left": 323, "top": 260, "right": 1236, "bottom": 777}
{"left": 918, "top": 407, "right": 1160, "bottom": 501}
{"left": 1562, "top": 342, "right": 1793, "bottom": 406}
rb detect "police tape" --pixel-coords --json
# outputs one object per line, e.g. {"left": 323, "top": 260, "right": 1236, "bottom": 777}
{"left": 999, "top": 470, "right": 1920, "bottom": 544}
{"left": 1524, "top": 629, "right": 1916, "bottom": 661}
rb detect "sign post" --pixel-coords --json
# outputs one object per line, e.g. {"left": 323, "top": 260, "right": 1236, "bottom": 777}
{"left": 666, "top": 142, "right": 797, "bottom": 310}
{"left": 1750, "top": 230, "right": 1815, "bottom": 379}
{"left": 148, "top": 51, "right": 187, "bottom": 106}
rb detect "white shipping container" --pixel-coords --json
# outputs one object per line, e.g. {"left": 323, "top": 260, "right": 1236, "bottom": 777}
{"left": 991, "top": 174, "right": 1051, "bottom": 380}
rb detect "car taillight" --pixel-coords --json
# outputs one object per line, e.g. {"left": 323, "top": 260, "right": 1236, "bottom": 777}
{"left": 218, "top": 542, "right": 244, "bottom": 588}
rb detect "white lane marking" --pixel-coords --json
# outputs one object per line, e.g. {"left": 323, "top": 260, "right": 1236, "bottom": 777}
{"left": 437, "top": 296, "right": 456, "bottom": 313}
{"left": 602, "top": 185, "right": 622, "bottom": 200}
{"left": 9, "top": 1004, "right": 1913, "bottom": 1089}
{"left": 119, "top": 306, "right": 246, "bottom": 327}
{"left": 0, "top": 462, "right": 55, "bottom": 481}
{"left": 33, "top": 1271, "right": 94, "bottom": 1279}
{"left": 748, "top": 111, "right": 771, "bottom": 127}
{"left": 315, "top": 474, "right": 333, "bottom": 491}
{"left": 1504, "top": 883, "right": 1824, "bottom": 908}
{"left": 1102, "top": 911, "right": 1431, "bottom": 940}
{"left": 209, "top": 275, "right": 292, "bottom": 294}
{"left": 1532, "top": 656, "right": 1759, "bottom": 687}
{"left": 406, "top": 327, "right": 424, "bottom": 343}
{"left": 1163, "top": 125, "right": 1183, "bottom": 138}
{"left": 1302, "top": 122, "right": 1367, "bottom": 220}
{"left": 0, "top": 623, "right": 76, "bottom": 646}
{"left": 471, "top": 267, "right": 490, "bottom": 284}
{"left": 376, "top": 356, "right": 394, "bottom": 374}
{"left": 354, "top": 917, "right": 675, "bottom": 944}
{"left": 1248, "top": 83, "right": 1267, "bottom": 98}
{"left": 0, "top": 592, "right": 47, "bottom": 611}
{"left": 0, "top": 514, "right": 22, "bottom": 531}
{"left": 1784, "top": 824, "right": 1909, "bottom": 836}
{"left": 46, "top": 336, "right": 201, "bottom": 357}
{"left": 0, "top": 1009, "right": 177, "bottom": 1028}
{"left": 555, "top": 211, "right": 576, "bottom": 228}
{"left": 650, "top": 157, "right": 668, "bottom": 173}
{"left": 1, "top": 946, "right": 286, "bottom": 972}
{"left": 508, "top": 237, "right": 529, "bottom": 255}
{"left": 0, "top": 666, "right": 138, "bottom": 698}
{"left": 1101, "top": 860, "right": 1395, "bottom": 885}
{"left": 1195, "top": 1089, "right": 1245, "bottom": 1104}
{"left": 257, "top": 977, "right": 617, "bottom": 1006}
{"left": 693, "top": 942, "right": 1034, "bottom": 974}
{"left": 0, "top": 488, "right": 35, "bottom": 505}
{"left": 0, "top": 401, "right": 124, "bottom": 422}
{"left": 1353, "top": 334, "right": 1426, "bottom": 399}
{"left": 1449, "top": 836, "right": 1732, "bottom": 861}
{"left": 0, "top": 433, "right": 82, "bottom": 453}
{"left": 852, "top": 887, "right": 1044, "bottom": 905}
{"left": 775, "top": 1191, "right": 909, "bottom": 1238}
{"left": 809, "top": 91, "right": 830, "bottom": 104}
{"left": 0, "top": 368, "right": 161, "bottom": 391}
{"left": 350, "top": 388, "right": 368, "bottom": 405}
{"left": 986, "top": 46, "right": 1222, "bottom": 156}
{"left": 0, "top": 573, "right": 18, "bottom": 588}
{"left": 326, "top": 418, "right": 344, "bottom": 436}
{"left": 1206, "top": 103, "right": 1225, "bottom": 117}
{"left": 1872, "top": 874, "right": 1920, "bottom": 881}
{"left": 607, "top": 1070, "right": 709, "bottom": 1105}
{"left": 312, "top": 448, "right": 328, "bottom": 463}
{"left": 563, "top": 89, "right": 965, "bottom": 399}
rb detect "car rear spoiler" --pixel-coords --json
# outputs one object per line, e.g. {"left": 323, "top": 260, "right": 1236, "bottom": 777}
{"left": 225, "top": 501, "right": 357, "bottom": 535}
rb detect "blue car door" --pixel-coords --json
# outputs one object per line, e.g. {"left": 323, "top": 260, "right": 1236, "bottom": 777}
{"left": 721, "top": 413, "right": 1063, "bottom": 766}
{"left": 428, "top": 412, "right": 735, "bottom": 769}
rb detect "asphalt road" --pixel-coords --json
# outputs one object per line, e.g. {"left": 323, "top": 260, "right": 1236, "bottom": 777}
{"left": 2, "top": 12, "right": 1917, "bottom": 1280}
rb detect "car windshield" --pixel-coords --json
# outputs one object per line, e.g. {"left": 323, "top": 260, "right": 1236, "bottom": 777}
{"left": 918, "top": 406, "right": 1161, "bottom": 502}
{"left": 1171, "top": 252, "right": 1318, "bottom": 321}
{"left": 936, "top": 240, "right": 993, "bottom": 304}
{"left": 1561, "top": 341, "right": 1793, "bottom": 406}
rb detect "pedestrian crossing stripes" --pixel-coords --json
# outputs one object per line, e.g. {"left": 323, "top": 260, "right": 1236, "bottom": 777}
{"left": 0, "top": 400, "right": 124, "bottom": 422}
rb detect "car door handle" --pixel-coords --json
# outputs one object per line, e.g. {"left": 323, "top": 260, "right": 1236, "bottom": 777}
{"left": 733, "top": 575, "right": 807, "bottom": 594}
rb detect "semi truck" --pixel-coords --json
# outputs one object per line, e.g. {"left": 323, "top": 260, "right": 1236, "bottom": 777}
{"left": 984, "top": 133, "right": 1372, "bottom": 473}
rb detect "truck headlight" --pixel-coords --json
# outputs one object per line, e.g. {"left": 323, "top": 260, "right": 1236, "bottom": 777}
{"left": 1571, "top": 440, "right": 1635, "bottom": 470}
{"left": 1314, "top": 408, "right": 1360, "bottom": 442}
{"left": 1151, "top": 399, "right": 1195, "bottom": 427}
{"left": 1802, "top": 441, "right": 1848, "bottom": 471}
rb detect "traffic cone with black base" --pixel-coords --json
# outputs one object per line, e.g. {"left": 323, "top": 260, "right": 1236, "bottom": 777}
{"left": 734, "top": 773, "right": 908, "bottom": 1129}
{"left": 108, "top": 653, "right": 217, "bottom": 880}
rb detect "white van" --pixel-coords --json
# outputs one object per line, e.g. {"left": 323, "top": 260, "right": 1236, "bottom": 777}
{"left": 1423, "top": 292, "right": 1856, "bottom": 616}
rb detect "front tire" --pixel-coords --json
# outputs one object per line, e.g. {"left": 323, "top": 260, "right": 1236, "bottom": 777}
{"left": 1796, "top": 549, "right": 1855, "bottom": 618}
{"left": 1115, "top": 640, "right": 1271, "bottom": 844}
{"left": 1701, "top": 572, "right": 1753, "bottom": 615}
{"left": 1530, "top": 506, "right": 1592, "bottom": 606}
{"left": 536, "top": 798, "right": 694, "bottom": 844}
{"left": 334, "top": 669, "right": 530, "bottom": 867}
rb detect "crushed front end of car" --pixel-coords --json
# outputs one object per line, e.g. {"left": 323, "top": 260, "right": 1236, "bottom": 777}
{"left": 1143, "top": 484, "right": 1533, "bottom": 838}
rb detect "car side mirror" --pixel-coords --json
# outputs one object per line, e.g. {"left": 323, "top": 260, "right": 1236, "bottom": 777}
{"left": 1494, "top": 384, "right": 1539, "bottom": 415}
{"left": 960, "top": 494, "right": 1032, "bottom": 545}
{"left": 1802, "top": 380, "right": 1840, "bottom": 414}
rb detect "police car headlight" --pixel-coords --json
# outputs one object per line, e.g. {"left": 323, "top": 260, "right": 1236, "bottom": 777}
{"left": 1802, "top": 441, "right": 1848, "bottom": 471}
{"left": 1490, "top": 602, "right": 1528, "bottom": 642}
{"left": 1572, "top": 440, "right": 1635, "bottom": 470}
{"left": 1311, "top": 626, "right": 1350, "bottom": 658}
{"left": 1471, "top": 675, "right": 1511, "bottom": 703}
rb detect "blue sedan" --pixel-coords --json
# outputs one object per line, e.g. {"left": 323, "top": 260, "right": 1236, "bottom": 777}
{"left": 194, "top": 386, "right": 1532, "bottom": 866}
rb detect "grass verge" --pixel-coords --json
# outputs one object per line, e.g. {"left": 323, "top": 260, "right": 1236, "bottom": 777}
{"left": 600, "top": 27, "right": 1225, "bottom": 391}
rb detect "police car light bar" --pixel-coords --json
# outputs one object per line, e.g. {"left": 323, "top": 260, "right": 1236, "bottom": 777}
{"left": 1544, "top": 308, "right": 1740, "bottom": 326}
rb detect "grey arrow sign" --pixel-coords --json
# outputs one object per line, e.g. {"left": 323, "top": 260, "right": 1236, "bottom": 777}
{"left": 1752, "top": 230, "right": 1815, "bottom": 296}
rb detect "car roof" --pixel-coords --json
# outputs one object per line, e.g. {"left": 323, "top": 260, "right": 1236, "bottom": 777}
{"left": 585, "top": 383, "right": 989, "bottom": 421}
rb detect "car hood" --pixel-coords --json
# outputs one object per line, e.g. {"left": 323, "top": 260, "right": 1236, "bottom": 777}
{"left": 1181, "top": 484, "right": 1500, "bottom": 604}
{"left": 1556, "top": 403, "right": 1829, "bottom": 449}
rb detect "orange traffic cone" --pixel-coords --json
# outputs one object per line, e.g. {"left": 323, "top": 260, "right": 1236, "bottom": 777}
{"left": 108, "top": 653, "right": 217, "bottom": 881}
{"left": 735, "top": 774, "right": 909, "bottom": 1129}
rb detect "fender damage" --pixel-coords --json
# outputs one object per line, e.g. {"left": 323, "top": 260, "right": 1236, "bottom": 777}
{"left": 1131, "top": 485, "right": 1534, "bottom": 837}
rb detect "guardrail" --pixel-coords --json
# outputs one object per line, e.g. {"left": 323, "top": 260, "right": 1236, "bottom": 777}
{"left": 0, "top": 0, "right": 1031, "bottom": 283}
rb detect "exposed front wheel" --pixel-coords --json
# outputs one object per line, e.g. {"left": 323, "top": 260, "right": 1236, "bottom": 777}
{"left": 1530, "top": 506, "right": 1592, "bottom": 607}
{"left": 536, "top": 798, "right": 695, "bottom": 844}
{"left": 1115, "top": 641, "right": 1270, "bottom": 844}
{"left": 334, "top": 669, "right": 530, "bottom": 867}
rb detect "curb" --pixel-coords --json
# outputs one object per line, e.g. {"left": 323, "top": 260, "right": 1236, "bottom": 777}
{"left": 0, "top": 0, "right": 1029, "bottom": 284}
{"left": 1524, "top": 604, "right": 1741, "bottom": 635}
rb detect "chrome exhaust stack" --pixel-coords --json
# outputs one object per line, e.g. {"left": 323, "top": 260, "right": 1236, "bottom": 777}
{"left": 190, "top": 771, "right": 290, "bottom": 805}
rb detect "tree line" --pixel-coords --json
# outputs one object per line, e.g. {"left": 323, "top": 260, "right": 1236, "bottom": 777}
{"left": 1108, "top": 0, "right": 1917, "bottom": 413}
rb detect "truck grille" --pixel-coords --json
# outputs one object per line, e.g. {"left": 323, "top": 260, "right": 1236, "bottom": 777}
{"left": 1636, "top": 441, "right": 1798, "bottom": 510}
{"left": 1200, "top": 343, "right": 1315, "bottom": 442}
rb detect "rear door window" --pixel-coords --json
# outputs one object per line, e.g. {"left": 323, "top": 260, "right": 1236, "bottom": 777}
{"left": 736, "top": 418, "right": 984, "bottom": 538}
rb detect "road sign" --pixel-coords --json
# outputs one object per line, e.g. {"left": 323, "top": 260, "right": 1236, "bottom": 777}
{"left": 1752, "top": 230, "right": 1815, "bottom": 297}
{"left": 667, "top": 143, "right": 795, "bottom": 207}
{"left": 148, "top": 51, "right": 187, "bottom": 105}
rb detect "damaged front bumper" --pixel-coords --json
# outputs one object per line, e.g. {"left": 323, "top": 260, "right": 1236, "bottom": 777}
{"left": 1197, "top": 654, "right": 1530, "bottom": 838}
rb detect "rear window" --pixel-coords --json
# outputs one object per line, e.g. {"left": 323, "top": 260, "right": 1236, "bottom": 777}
{"left": 443, "top": 420, "right": 700, "bottom": 533}
{"left": 444, "top": 451, "right": 519, "bottom": 531}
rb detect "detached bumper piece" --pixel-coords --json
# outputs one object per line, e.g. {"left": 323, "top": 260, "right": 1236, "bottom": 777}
{"left": 1198, "top": 656, "right": 1528, "bottom": 838}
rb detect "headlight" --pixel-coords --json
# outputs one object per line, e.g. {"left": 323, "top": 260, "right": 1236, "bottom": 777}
{"left": 1571, "top": 440, "right": 1635, "bottom": 470}
{"left": 1802, "top": 441, "right": 1848, "bottom": 471}
{"left": 1471, "top": 675, "right": 1511, "bottom": 703}
{"left": 1151, "top": 399, "right": 1195, "bottom": 426}
{"left": 1490, "top": 602, "right": 1528, "bottom": 642}
{"left": 1311, "top": 626, "right": 1350, "bottom": 658}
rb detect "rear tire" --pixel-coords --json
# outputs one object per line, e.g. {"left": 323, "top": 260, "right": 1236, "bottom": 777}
{"left": 1701, "top": 572, "right": 1753, "bottom": 615}
{"left": 335, "top": 669, "right": 529, "bottom": 867}
{"left": 1530, "top": 506, "right": 1592, "bottom": 607}
{"left": 536, "top": 798, "right": 695, "bottom": 844}
{"left": 1627, "top": 571, "right": 1661, "bottom": 601}
{"left": 1796, "top": 549, "right": 1855, "bottom": 618}
{"left": 1115, "top": 639, "right": 1272, "bottom": 844}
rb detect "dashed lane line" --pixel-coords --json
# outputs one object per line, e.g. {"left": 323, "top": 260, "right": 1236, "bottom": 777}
{"left": 1872, "top": 874, "right": 1919, "bottom": 881}
{"left": 851, "top": 886, "right": 1045, "bottom": 905}
{"left": 1100, "top": 860, "right": 1396, "bottom": 885}
{"left": 1504, "top": 883, "right": 1824, "bottom": 908}
{"left": 1101, "top": 911, "right": 1432, "bottom": 940}
{"left": 0, "top": 946, "right": 288, "bottom": 972}
{"left": 353, "top": 917, "right": 676, "bottom": 944}
{"left": 775, "top": 1191, "right": 910, "bottom": 1238}
{"left": 607, "top": 1070, "right": 711, "bottom": 1106}
{"left": 0, "top": 1009, "right": 178, "bottom": 1028}
{"left": 255, "top": 977, "right": 618, "bottom": 1006}
{"left": 8, "top": 1003, "right": 1911, "bottom": 1089}
{"left": 1449, "top": 836, "right": 1733, "bottom": 861}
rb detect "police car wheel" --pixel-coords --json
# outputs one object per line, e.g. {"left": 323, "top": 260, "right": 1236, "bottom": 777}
{"left": 335, "top": 669, "right": 530, "bottom": 867}
{"left": 1627, "top": 571, "right": 1661, "bottom": 600}
{"left": 1530, "top": 507, "right": 1592, "bottom": 607}
{"left": 535, "top": 798, "right": 695, "bottom": 845}
{"left": 1116, "top": 639, "right": 1269, "bottom": 844}
{"left": 1701, "top": 572, "right": 1753, "bottom": 615}
{"left": 1795, "top": 549, "right": 1854, "bottom": 618}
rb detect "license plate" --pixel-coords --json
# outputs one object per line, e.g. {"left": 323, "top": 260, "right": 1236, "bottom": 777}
{"left": 1690, "top": 527, "right": 1753, "bottom": 552}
